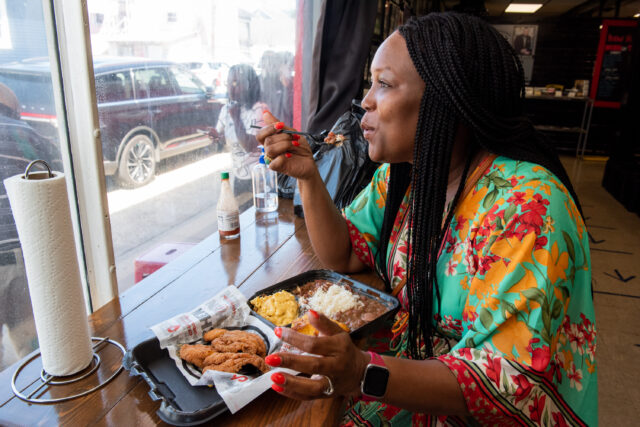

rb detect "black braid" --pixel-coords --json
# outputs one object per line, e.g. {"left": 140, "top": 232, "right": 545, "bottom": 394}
{"left": 375, "top": 13, "right": 582, "bottom": 359}
{"left": 376, "top": 163, "right": 412, "bottom": 290}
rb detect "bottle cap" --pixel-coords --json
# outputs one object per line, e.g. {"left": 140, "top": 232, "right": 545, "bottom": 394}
{"left": 221, "top": 171, "right": 229, "bottom": 180}
{"left": 259, "top": 147, "right": 266, "bottom": 165}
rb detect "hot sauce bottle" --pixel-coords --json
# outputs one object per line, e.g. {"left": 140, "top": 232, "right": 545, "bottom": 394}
{"left": 217, "top": 172, "right": 240, "bottom": 239}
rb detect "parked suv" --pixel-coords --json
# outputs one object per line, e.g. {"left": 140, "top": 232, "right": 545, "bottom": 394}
{"left": 0, "top": 57, "right": 222, "bottom": 187}
{"left": 181, "top": 61, "right": 229, "bottom": 99}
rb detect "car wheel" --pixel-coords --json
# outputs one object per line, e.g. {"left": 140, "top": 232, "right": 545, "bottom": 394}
{"left": 116, "top": 134, "right": 156, "bottom": 188}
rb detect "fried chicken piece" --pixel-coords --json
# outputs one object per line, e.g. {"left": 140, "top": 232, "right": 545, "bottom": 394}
{"left": 202, "top": 352, "right": 270, "bottom": 374}
{"left": 203, "top": 329, "right": 267, "bottom": 357}
{"left": 203, "top": 329, "right": 226, "bottom": 341}
{"left": 179, "top": 344, "right": 215, "bottom": 369}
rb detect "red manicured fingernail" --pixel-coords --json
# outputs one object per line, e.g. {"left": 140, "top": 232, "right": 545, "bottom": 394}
{"left": 285, "top": 153, "right": 292, "bottom": 158}
{"left": 271, "top": 384, "right": 284, "bottom": 393}
{"left": 274, "top": 327, "right": 282, "bottom": 338}
{"left": 309, "top": 310, "right": 319, "bottom": 319}
{"left": 265, "top": 354, "right": 282, "bottom": 367}
{"left": 292, "top": 140, "right": 300, "bottom": 147}
{"left": 271, "top": 372, "right": 285, "bottom": 385}
{"left": 274, "top": 122, "right": 285, "bottom": 130}
{"left": 291, "top": 134, "right": 300, "bottom": 140}
{"left": 263, "top": 109, "right": 271, "bottom": 115}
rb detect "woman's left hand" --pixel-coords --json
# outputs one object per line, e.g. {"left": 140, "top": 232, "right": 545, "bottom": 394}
{"left": 266, "top": 310, "right": 370, "bottom": 400}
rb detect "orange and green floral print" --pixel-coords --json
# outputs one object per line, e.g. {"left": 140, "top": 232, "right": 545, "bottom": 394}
{"left": 342, "top": 157, "right": 597, "bottom": 426}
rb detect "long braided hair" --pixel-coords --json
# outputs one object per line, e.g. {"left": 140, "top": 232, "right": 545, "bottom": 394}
{"left": 228, "top": 64, "right": 261, "bottom": 109}
{"left": 376, "top": 13, "right": 582, "bottom": 359}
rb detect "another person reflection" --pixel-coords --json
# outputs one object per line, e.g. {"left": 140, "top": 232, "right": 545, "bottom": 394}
{"left": 259, "top": 51, "right": 293, "bottom": 127}
{"left": 211, "top": 64, "right": 268, "bottom": 198}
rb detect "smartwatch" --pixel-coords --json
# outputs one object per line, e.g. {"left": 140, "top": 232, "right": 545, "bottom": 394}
{"left": 360, "top": 351, "right": 389, "bottom": 401}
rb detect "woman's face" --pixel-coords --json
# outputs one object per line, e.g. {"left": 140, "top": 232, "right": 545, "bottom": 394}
{"left": 227, "top": 71, "right": 244, "bottom": 102}
{"left": 361, "top": 31, "right": 425, "bottom": 164}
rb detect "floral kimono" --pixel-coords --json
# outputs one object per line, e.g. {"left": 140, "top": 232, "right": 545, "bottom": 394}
{"left": 341, "top": 156, "right": 597, "bottom": 426}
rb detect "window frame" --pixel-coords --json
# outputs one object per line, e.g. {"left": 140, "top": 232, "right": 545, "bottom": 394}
{"left": 34, "top": 0, "right": 309, "bottom": 311}
{"left": 44, "top": 0, "right": 117, "bottom": 310}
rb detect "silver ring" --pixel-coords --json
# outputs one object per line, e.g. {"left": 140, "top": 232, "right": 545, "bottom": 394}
{"left": 322, "top": 375, "right": 334, "bottom": 396}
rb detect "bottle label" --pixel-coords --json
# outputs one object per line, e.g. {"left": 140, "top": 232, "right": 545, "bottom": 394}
{"left": 217, "top": 211, "right": 240, "bottom": 232}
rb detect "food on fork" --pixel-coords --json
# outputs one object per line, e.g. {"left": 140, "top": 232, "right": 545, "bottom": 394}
{"left": 324, "top": 131, "right": 346, "bottom": 145}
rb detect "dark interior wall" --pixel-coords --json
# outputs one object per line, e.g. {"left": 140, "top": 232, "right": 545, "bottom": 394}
{"left": 529, "top": 18, "right": 601, "bottom": 88}
{"left": 489, "top": 16, "right": 616, "bottom": 155}
{"left": 487, "top": 16, "right": 601, "bottom": 92}
{"left": 602, "top": 24, "right": 640, "bottom": 215}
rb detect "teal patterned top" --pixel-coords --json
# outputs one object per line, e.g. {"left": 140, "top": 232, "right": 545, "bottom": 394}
{"left": 341, "top": 156, "right": 597, "bottom": 426}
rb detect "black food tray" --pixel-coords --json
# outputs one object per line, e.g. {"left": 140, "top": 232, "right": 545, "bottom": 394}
{"left": 123, "top": 337, "right": 228, "bottom": 426}
{"left": 248, "top": 269, "right": 399, "bottom": 340}
{"left": 124, "top": 270, "right": 397, "bottom": 425}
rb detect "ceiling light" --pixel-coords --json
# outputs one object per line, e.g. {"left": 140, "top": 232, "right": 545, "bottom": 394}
{"left": 634, "top": 13, "right": 640, "bottom": 18}
{"left": 505, "top": 3, "right": 543, "bottom": 13}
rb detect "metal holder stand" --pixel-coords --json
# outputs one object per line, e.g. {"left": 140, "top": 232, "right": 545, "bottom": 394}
{"left": 11, "top": 337, "right": 125, "bottom": 404}
{"left": 23, "top": 159, "right": 54, "bottom": 180}
{"left": 575, "top": 98, "right": 594, "bottom": 159}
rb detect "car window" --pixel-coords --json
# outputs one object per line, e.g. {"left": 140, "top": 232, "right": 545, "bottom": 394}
{"left": 84, "top": 0, "right": 301, "bottom": 299}
{"left": 171, "top": 67, "right": 205, "bottom": 95}
{"left": 95, "top": 71, "right": 133, "bottom": 103}
{"left": 133, "top": 67, "right": 176, "bottom": 99}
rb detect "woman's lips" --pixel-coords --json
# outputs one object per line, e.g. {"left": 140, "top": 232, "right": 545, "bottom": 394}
{"left": 361, "top": 122, "right": 375, "bottom": 140}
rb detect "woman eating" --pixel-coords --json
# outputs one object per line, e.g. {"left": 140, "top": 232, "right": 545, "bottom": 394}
{"left": 212, "top": 64, "right": 266, "bottom": 196}
{"left": 257, "top": 12, "right": 596, "bottom": 426}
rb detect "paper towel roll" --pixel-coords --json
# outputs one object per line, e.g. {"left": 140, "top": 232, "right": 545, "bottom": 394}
{"left": 4, "top": 171, "right": 93, "bottom": 376}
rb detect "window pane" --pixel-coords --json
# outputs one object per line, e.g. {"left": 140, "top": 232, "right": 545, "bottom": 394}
{"left": 96, "top": 71, "right": 134, "bottom": 103}
{"left": 0, "top": 0, "right": 63, "bottom": 372}
{"left": 87, "top": 0, "right": 299, "bottom": 292}
{"left": 172, "top": 66, "right": 206, "bottom": 95}
{"left": 132, "top": 67, "right": 176, "bottom": 98}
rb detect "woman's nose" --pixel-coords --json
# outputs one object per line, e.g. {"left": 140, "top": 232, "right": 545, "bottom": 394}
{"left": 361, "top": 88, "right": 375, "bottom": 112}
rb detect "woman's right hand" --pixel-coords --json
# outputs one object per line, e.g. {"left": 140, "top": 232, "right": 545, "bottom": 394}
{"left": 257, "top": 111, "right": 318, "bottom": 181}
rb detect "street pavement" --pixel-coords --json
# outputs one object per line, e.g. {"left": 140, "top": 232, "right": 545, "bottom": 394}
{"left": 107, "top": 151, "right": 252, "bottom": 292}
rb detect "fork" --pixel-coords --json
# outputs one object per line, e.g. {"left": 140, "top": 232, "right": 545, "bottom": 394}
{"left": 250, "top": 125, "right": 329, "bottom": 142}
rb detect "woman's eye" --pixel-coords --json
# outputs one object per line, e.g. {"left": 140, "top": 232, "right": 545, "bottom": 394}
{"left": 377, "top": 79, "right": 390, "bottom": 88}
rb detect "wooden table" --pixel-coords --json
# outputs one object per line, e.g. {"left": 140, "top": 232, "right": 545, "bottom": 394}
{"left": 0, "top": 199, "right": 382, "bottom": 426}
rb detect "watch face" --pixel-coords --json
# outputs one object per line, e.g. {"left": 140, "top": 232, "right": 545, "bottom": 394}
{"left": 363, "top": 365, "right": 389, "bottom": 397}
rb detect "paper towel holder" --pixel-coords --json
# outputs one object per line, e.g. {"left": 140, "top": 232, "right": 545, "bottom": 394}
{"left": 23, "top": 159, "right": 54, "bottom": 180}
{"left": 11, "top": 336, "right": 125, "bottom": 404}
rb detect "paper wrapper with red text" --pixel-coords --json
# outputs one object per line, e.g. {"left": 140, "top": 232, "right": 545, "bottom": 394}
{"left": 150, "top": 286, "right": 297, "bottom": 414}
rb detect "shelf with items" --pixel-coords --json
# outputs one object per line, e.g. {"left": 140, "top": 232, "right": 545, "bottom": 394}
{"left": 533, "top": 125, "right": 586, "bottom": 134}
{"left": 524, "top": 95, "right": 594, "bottom": 158}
